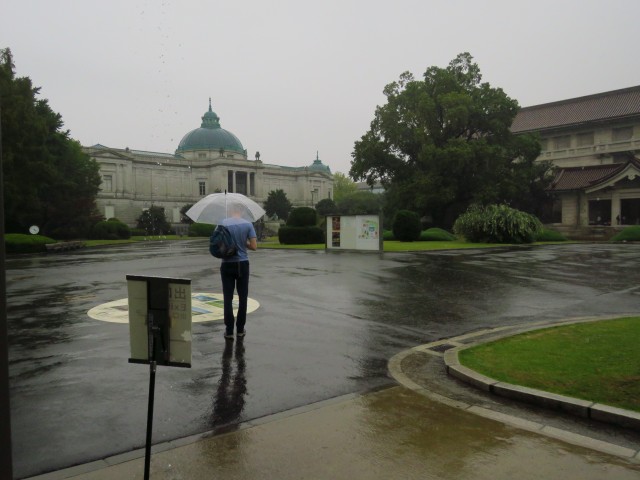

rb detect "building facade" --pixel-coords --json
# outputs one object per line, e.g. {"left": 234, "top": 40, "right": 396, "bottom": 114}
{"left": 85, "top": 101, "right": 333, "bottom": 226}
{"left": 512, "top": 86, "right": 640, "bottom": 237}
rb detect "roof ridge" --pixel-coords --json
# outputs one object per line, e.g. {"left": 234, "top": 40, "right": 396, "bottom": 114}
{"left": 520, "top": 85, "right": 640, "bottom": 111}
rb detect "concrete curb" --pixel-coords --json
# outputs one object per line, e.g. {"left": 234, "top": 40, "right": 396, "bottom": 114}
{"left": 388, "top": 315, "right": 640, "bottom": 461}
{"left": 443, "top": 318, "right": 640, "bottom": 432}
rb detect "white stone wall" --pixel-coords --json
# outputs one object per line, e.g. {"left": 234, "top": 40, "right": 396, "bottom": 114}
{"left": 88, "top": 145, "right": 333, "bottom": 226}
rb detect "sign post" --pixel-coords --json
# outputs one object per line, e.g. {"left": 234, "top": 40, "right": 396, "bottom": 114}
{"left": 126, "top": 275, "right": 192, "bottom": 480}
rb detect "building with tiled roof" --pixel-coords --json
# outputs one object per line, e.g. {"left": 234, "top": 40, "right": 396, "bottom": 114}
{"left": 512, "top": 86, "right": 640, "bottom": 235}
{"left": 86, "top": 100, "right": 333, "bottom": 227}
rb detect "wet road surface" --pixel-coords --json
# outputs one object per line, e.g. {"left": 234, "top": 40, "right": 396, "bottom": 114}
{"left": 7, "top": 241, "right": 640, "bottom": 478}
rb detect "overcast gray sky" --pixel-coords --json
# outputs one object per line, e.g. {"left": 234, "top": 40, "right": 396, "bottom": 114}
{"left": 3, "top": 0, "right": 640, "bottom": 175}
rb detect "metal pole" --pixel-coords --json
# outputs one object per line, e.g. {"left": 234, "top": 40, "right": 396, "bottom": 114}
{"left": 144, "top": 314, "right": 158, "bottom": 480}
{"left": 0, "top": 98, "right": 15, "bottom": 478}
{"left": 144, "top": 360, "right": 156, "bottom": 480}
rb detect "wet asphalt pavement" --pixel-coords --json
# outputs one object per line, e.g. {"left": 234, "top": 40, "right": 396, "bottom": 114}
{"left": 7, "top": 241, "right": 640, "bottom": 478}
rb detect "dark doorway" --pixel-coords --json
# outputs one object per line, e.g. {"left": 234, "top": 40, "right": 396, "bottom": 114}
{"left": 588, "top": 199, "right": 611, "bottom": 225}
{"left": 620, "top": 198, "right": 640, "bottom": 225}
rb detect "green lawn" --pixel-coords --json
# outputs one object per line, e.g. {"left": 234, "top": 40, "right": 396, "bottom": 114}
{"left": 81, "top": 236, "right": 566, "bottom": 251}
{"left": 459, "top": 317, "right": 640, "bottom": 412}
{"left": 257, "top": 239, "right": 508, "bottom": 251}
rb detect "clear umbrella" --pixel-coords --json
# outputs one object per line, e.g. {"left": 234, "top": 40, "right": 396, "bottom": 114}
{"left": 186, "top": 192, "right": 265, "bottom": 224}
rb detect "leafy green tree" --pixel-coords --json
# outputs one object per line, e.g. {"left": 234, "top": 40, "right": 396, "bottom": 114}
{"left": 315, "top": 198, "right": 337, "bottom": 216}
{"left": 264, "top": 189, "right": 292, "bottom": 220}
{"left": 1, "top": 48, "right": 101, "bottom": 238}
{"left": 350, "top": 52, "right": 552, "bottom": 228}
{"left": 136, "top": 205, "right": 171, "bottom": 235}
{"left": 336, "top": 190, "right": 383, "bottom": 215}
{"left": 332, "top": 172, "right": 358, "bottom": 202}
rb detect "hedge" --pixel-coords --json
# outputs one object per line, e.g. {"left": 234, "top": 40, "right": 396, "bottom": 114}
{"left": 420, "top": 228, "right": 456, "bottom": 241}
{"left": 4, "top": 234, "right": 56, "bottom": 254}
{"left": 392, "top": 210, "right": 421, "bottom": 242}
{"left": 287, "top": 207, "right": 317, "bottom": 227}
{"left": 188, "top": 223, "right": 216, "bottom": 237}
{"left": 611, "top": 226, "right": 640, "bottom": 242}
{"left": 90, "top": 220, "right": 131, "bottom": 240}
{"left": 278, "top": 226, "right": 324, "bottom": 244}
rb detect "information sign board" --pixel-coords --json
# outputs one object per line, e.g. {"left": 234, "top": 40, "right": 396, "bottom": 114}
{"left": 127, "top": 275, "right": 192, "bottom": 368}
{"left": 326, "top": 214, "right": 382, "bottom": 251}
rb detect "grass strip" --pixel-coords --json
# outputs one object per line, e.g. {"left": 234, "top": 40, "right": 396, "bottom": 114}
{"left": 459, "top": 317, "right": 640, "bottom": 412}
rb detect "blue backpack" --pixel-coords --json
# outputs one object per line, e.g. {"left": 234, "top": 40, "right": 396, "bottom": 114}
{"left": 209, "top": 225, "right": 238, "bottom": 259}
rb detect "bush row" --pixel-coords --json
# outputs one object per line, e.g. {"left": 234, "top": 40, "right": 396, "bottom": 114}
{"left": 188, "top": 223, "right": 216, "bottom": 237}
{"left": 4, "top": 234, "right": 57, "bottom": 253}
{"left": 89, "top": 218, "right": 131, "bottom": 240}
{"left": 278, "top": 226, "right": 324, "bottom": 244}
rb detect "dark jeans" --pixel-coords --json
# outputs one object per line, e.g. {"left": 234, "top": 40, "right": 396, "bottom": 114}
{"left": 220, "top": 261, "right": 250, "bottom": 333}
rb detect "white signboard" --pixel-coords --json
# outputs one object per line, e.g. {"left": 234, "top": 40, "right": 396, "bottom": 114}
{"left": 127, "top": 275, "right": 192, "bottom": 367}
{"left": 326, "top": 214, "right": 381, "bottom": 251}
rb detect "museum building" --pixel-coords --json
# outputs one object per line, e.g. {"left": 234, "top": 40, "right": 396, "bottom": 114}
{"left": 512, "top": 85, "right": 640, "bottom": 237}
{"left": 84, "top": 100, "right": 333, "bottom": 227}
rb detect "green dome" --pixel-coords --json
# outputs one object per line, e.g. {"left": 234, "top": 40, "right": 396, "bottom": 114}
{"left": 309, "top": 152, "right": 331, "bottom": 174}
{"left": 176, "top": 100, "right": 245, "bottom": 154}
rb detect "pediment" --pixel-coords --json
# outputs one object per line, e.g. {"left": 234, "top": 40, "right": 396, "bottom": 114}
{"left": 83, "top": 145, "right": 132, "bottom": 160}
{"left": 585, "top": 159, "right": 640, "bottom": 193}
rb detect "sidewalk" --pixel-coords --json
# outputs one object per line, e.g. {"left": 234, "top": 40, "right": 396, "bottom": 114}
{"left": 27, "top": 320, "right": 640, "bottom": 480}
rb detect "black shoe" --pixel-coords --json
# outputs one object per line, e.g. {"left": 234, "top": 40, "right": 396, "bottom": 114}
{"left": 237, "top": 330, "right": 246, "bottom": 338}
{"left": 224, "top": 331, "right": 234, "bottom": 340}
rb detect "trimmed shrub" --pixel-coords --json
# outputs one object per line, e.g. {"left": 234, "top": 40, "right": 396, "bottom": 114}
{"left": 534, "top": 228, "right": 568, "bottom": 242}
{"left": 130, "top": 228, "right": 148, "bottom": 236}
{"left": 89, "top": 219, "right": 131, "bottom": 240}
{"left": 420, "top": 228, "right": 457, "bottom": 241}
{"left": 611, "top": 226, "right": 640, "bottom": 242}
{"left": 188, "top": 222, "right": 216, "bottom": 237}
{"left": 392, "top": 210, "right": 421, "bottom": 242}
{"left": 5, "top": 234, "right": 56, "bottom": 254}
{"left": 287, "top": 207, "right": 317, "bottom": 227}
{"left": 278, "top": 226, "right": 324, "bottom": 244}
{"left": 383, "top": 230, "right": 395, "bottom": 241}
{"left": 453, "top": 204, "right": 542, "bottom": 244}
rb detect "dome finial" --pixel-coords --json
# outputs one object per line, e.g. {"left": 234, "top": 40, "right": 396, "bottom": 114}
{"left": 201, "top": 100, "right": 220, "bottom": 129}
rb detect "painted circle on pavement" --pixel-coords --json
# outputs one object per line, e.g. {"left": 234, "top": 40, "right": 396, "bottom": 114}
{"left": 87, "top": 292, "right": 259, "bottom": 324}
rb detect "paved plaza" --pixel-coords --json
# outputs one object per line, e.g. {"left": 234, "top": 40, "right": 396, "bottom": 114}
{"left": 6, "top": 241, "right": 640, "bottom": 479}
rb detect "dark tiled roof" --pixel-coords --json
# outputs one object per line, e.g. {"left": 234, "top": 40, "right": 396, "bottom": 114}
{"left": 549, "top": 164, "right": 624, "bottom": 191}
{"left": 512, "top": 86, "right": 640, "bottom": 133}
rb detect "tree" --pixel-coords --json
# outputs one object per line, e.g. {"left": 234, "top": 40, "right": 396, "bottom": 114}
{"left": 350, "top": 52, "right": 552, "bottom": 228}
{"left": 136, "top": 205, "right": 171, "bottom": 235}
{"left": 336, "top": 190, "right": 382, "bottom": 215}
{"left": 264, "top": 189, "right": 292, "bottom": 220}
{"left": 1, "top": 48, "right": 102, "bottom": 238}
{"left": 332, "top": 172, "right": 358, "bottom": 202}
{"left": 315, "top": 198, "right": 337, "bottom": 216}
